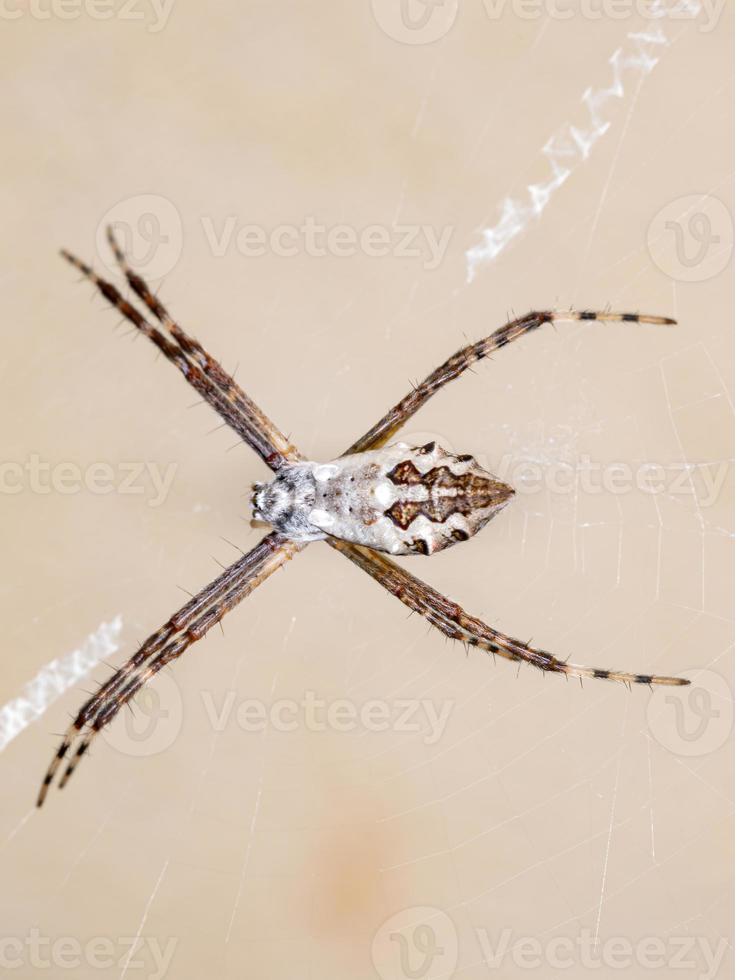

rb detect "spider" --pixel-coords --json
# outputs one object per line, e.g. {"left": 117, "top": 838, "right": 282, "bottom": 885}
{"left": 37, "top": 227, "right": 689, "bottom": 807}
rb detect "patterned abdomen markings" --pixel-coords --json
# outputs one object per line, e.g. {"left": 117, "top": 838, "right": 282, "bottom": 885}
{"left": 385, "top": 459, "right": 512, "bottom": 531}
{"left": 252, "top": 443, "right": 514, "bottom": 557}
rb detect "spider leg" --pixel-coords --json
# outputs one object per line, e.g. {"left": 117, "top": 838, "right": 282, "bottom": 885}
{"left": 344, "top": 309, "right": 676, "bottom": 454}
{"left": 60, "top": 247, "right": 299, "bottom": 472}
{"left": 37, "top": 532, "right": 305, "bottom": 806}
{"left": 328, "top": 538, "right": 689, "bottom": 688}
{"left": 104, "top": 226, "right": 301, "bottom": 468}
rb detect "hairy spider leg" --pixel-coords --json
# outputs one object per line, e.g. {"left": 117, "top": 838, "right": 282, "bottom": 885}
{"left": 61, "top": 248, "right": 297, "bottom": 472}
{"left": 37, "top": 533, "right": 303, "bottom": 805}
{"left": 345, "top": 309, "right": 675, "bottom": 455}
{"left": 104, "top": 226, "right": 301, "bottom": 468}
{"left": 329, "top": 538, "right": 689, "bottom": 688}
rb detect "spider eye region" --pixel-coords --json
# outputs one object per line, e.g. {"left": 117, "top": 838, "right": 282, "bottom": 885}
{"left": 249, "top": 468, "right": 326, "bottom": 541}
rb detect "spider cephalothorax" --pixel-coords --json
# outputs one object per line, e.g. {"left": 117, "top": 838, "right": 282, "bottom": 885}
{"left": 37, "top": 226, "right": 687, "bottom": 808}
{"left": 252, "top": 442, "right": 514, "bottom": 555}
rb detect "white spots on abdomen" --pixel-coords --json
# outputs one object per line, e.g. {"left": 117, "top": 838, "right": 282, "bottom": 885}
{"left": 373, "top": 481, "right": 394, "bottom": 507}
{"left": 314, "top": 464, "right": 339, "bottom": 483}
{"left": 308, "top": 508, "right": 335, "bottom": 529}
{"left": 255, "top": 443, "right": 513, "bottom": 555}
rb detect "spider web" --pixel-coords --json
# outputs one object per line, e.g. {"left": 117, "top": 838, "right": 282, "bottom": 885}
{"left": 1, "top": 4, "right": 734, "bottom": 980}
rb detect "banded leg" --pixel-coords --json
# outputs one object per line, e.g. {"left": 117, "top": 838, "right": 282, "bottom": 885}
{"left": 344, "top": 310, "right": 676, "bottom": 455}
{"left": 37, "top": 532, "right": 305, "bottom": 806}
{"left": 105, "top": 226, "right": 301, "bottom": 468}
{"left": 329, "top": 539, "right": 689, "bottom": 688}
{"left": 60, "top": 247, "right": 298, "bottom": 472}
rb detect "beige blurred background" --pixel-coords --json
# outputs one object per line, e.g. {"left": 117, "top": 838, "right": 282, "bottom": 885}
{"left": 1, "top": 2, "right": 734, "bottom": 978}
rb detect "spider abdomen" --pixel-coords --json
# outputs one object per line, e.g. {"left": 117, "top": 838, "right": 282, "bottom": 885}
{"left": 252, "top": 442, "right": 514, "bottom": 555}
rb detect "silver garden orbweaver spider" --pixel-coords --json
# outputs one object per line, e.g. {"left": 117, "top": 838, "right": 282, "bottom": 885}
{"left": 37, "top": 226, "right": 689, "bottom": 807}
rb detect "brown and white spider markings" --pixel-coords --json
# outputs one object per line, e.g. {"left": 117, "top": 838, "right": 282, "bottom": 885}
{"left": 36, "top": 226, "right": 689, "bottom": 807}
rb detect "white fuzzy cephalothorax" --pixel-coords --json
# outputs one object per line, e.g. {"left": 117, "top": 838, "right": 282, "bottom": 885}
{"left": 251, "top": 442, "right": 514, "bottom": 556}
